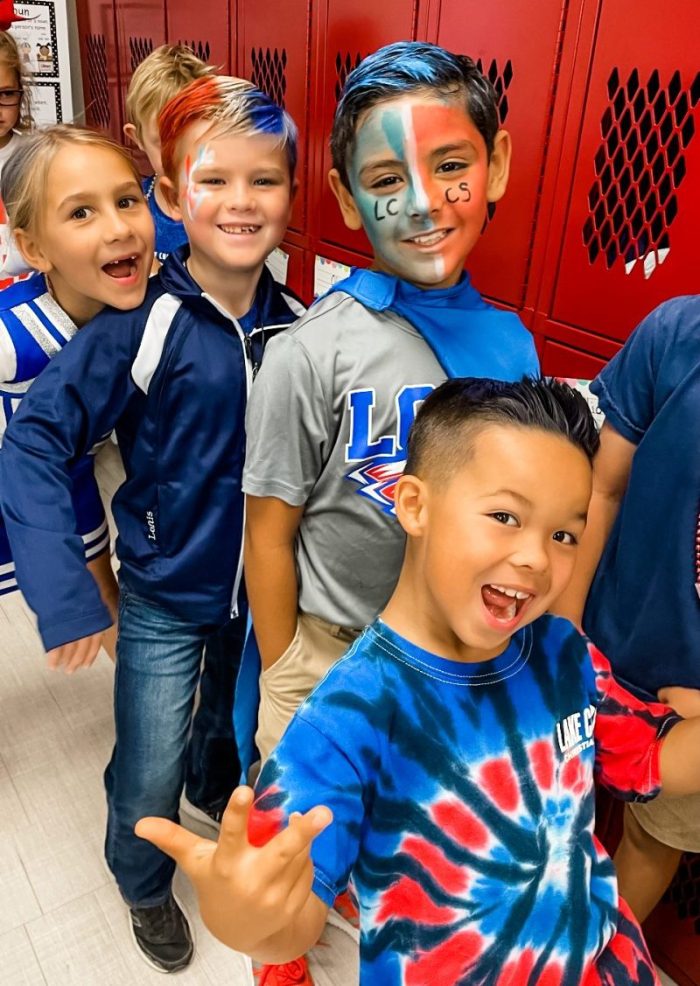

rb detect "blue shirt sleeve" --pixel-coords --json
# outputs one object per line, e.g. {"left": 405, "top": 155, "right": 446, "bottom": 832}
{"left": 590, "top": 298, "right": 692, "bottom": 444}
{"left": 0, "top": 309, "right": 146, "bottom": 649}
{"left": 252, "top": 712, "right": 367, "bottom": 908}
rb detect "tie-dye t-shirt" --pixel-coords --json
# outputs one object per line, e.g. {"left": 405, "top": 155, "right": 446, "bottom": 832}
{"left": 250, "top": 615, "right": 679, "bottom": 985}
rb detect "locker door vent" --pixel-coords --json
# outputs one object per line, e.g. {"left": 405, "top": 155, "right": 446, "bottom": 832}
{"left": 86, "top": 34, "right": 110, "bottom": 129}
{"left": 583, "top": 67, "right": 700, "bottom": 277}
{"left": 178, "top": 40, "right": 212, "bottom": 63}
{"left": 334, "top": 52, "right": 364, "bottom": 102}
{"left": 475, "top": 57, "right": 514, "bottom": 222}
{"left": 665, "top": 853, "right": 700, "bottom": 934}
{"left": 129, "top": 37, "right": 154, "bottom": 74}
{"left": 251, "top": 47, "right": 287, "bottom": 109}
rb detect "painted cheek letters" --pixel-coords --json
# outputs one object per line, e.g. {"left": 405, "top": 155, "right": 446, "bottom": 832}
{"left": 373, "top": 197, "right": 400, "bottom": 221}
{"left": 445, "top": 181, "right": 471, "bottom": 204}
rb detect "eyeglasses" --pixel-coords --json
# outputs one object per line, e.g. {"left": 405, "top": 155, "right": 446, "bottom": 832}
{"left": 0, "top": 89, "right": 22, "bottom": 107}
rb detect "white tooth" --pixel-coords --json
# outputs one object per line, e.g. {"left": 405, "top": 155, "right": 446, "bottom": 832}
{"left": 515, "top": 590, "right": 530, "bottom": 600}
{"left": 490, "top": 583, "right": 505, "bottom": 593}
{"left": 503, "top": 588, "right": 518, "bottom": 598}
{"left": 505, "top": 601, "right": 516, "bottom": 620}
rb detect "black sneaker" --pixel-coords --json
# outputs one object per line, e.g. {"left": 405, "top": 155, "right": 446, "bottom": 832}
{"left": 129, "top": 892, "right": 194, "bottom": 973}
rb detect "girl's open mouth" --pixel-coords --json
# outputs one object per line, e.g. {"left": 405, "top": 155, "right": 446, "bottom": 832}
{"left": 102, "top": 255, "right": 139, "bottom": 279}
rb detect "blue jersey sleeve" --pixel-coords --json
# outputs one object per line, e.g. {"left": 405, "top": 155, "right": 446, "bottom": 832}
{"left": 0, "top": 308, "right": 147, "bottom": 649}
{"left": 591, "top": 296, "right": 700, "bottom": 444}
{"left": 250, "top": 713, "right": 367, "bottom": 908}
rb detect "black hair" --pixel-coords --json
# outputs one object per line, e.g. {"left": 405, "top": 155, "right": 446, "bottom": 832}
{"left": 406, "top": 376, "right": 600, "bottom": 481}
{"left": 330, "top": 41, "right": 499, "bottom": 189}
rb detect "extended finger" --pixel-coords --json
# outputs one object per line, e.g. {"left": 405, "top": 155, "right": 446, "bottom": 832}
{"left": 262, "top": 805, "right": 333, "bottom": 870}
{"left": 47, "top": 645, "right": 67, "bottom": 671}
{"left": 135, "top": 816, "right": 215, "bottom": 870}
{"left": 216, "top": 786, "right": 257, "bottom": 853}
{"left": 65, "top": 639, "right": 96, "bottom": 674}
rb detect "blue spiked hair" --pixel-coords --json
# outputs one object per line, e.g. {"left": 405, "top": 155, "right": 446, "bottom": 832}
{"left": 330, "top": 41, "right": 499, "bottom": 188}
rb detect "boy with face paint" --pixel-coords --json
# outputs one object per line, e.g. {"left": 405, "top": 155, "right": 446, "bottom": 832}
{"left": 241, "top": 42, "right": 538, "bottom": 765}
{"left": 0, "top": 77, "right": 305, "bottom": 973}
{"left": 239, "top": 44, "right": 539, "bottom": 983}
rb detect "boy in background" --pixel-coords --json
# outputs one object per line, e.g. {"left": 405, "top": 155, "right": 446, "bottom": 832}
{"left": 123, "top": 43, "right": 212, "bottom": 263}
{"left": 0, "top": 77, "right": 304, "bottom": 973}
{"left": 241, "top": 41, "right": 539, "bottom": 776}
{"left": 555, "top": 295, "right": 700, "bottom": 923}
{"left": 139, "top": 377, "right": 700, "bottom": 985}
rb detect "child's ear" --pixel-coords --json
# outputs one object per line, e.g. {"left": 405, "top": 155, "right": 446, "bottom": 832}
{"left": 486, "top": 129, "right": 512, "bottom": 203}
{"left": 13, "top": 227, "right": 51, "bottom": 274}
{"left": 394, "top": 473, "right": 429, "bottom": 538}
{"left": 159, "top": 176, "right": 183, "bottom": 221}
{"left": 328, "top": 168, "right": 363, "bottom": 231}
{"left": 123, "top": 122, "right": 142, "bottom": 151}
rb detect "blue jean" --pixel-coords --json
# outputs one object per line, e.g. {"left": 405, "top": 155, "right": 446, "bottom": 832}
{"left": 104, "top": 582, "right": 244, "bottom": 906}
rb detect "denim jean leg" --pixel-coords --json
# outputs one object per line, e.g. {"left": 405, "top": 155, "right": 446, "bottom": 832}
{"left": 104, "top": 587, "right": 208, "bottom": 907}
{"left": 185, "top": 606, "right": 247, "bottom": 814}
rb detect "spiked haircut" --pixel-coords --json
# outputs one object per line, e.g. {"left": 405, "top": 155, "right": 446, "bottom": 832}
{"left": 159, "top": 75, "right": 299, "bottom": 182}
{"left": 406, "top": 377, "right": 600, "bottom": 485}
{"left": 331, "top": 41, "right": 499, "bottom": 189}
{"left": 125, "top": 43, "right": 213, "bottom": 139}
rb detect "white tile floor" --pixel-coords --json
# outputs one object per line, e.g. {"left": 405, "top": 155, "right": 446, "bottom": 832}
{"left": 0, "top": 443, "right": 678, "bottom": 985}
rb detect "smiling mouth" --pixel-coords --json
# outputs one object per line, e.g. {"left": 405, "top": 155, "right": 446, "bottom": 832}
{"left": 481, "top": 583, "right": 534, "bottom": 623}
{"left": 102, "top": 255, "right": 139, "bottom": 279}
{"left": 219, "top": 224, "right": 261, "bottom": 235}
{"left": 404, "top": 229, "right": 450, "bottom": 248}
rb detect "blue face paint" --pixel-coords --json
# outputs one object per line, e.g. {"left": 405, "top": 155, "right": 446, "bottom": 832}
{"left": 347, "top": 94, "right": 491, "bottom": 289}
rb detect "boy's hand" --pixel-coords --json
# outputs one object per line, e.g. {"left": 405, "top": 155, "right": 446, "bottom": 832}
{"left": 135, "top": 786, "right": 332, "bottom": 953}
{"left": 46, "top": 631, "right": 105, "bottom": 673}
{"left": 658, "top": 686, "right": 700, "bottom": 719}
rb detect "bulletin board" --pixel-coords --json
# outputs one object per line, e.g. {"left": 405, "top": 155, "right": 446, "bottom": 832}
{"left": 10, "top": 0, "right": 74, "bottom": 125}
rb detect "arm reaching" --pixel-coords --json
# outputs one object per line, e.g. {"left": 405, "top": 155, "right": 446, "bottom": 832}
{"left": 245, "top": 495, "right": 304, "bottom": 670}
{"left": 552, "top": 422, "right": 635, "bottom": 625}
{"left": 136, "top": 786, "right": 331, "bottom": 962}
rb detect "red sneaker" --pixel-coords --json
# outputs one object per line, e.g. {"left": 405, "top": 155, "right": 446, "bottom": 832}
{"left": 255, "top": 957, "right": 314, "bottom": 985}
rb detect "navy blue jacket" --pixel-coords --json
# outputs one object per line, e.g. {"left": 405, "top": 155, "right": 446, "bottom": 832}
{"left": 0, "top": 247, "right": 305, "bottom": 649}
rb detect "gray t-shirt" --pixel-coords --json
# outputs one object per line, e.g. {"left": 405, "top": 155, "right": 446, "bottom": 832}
{"left": 243, "top": 290, "right": 444, "bottom": 628}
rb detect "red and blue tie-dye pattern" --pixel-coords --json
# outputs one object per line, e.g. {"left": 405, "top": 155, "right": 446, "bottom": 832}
{"left": 249, "top": 616, "right": 677, "bottom": 985}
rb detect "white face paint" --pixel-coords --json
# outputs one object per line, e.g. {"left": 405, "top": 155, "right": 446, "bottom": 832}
{"left": 348, "top": 94, "right": 493, "bottom": 289}
{"left": 181, "top": 143, "right": 216, "bottom": 220}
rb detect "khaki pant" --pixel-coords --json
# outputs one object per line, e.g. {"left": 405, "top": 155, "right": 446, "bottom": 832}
{"left": 255, "top": 612, "right": 362, "bottom": 763}
{"left": 630, "top": 792, "right": 700, "bottom": 852}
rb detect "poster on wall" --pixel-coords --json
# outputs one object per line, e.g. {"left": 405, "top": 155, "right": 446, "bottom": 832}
{"left": 10, "top": 0, "right": 73, "bottom": 124}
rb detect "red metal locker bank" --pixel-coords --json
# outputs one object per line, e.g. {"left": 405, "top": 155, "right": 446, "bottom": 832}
{"left": 533, "top": 0, "right": 700, "bottom": 373}
{"left": 165, "top": 0, "right": 231, "bottom": 76}
{"left": 74, "top": 0, "right": 123, "bottom": 143}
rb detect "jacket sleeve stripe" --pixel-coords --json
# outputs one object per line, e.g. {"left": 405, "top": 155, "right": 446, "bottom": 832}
{"left": 130, "top": 293, "right": 182, "bottom": 395}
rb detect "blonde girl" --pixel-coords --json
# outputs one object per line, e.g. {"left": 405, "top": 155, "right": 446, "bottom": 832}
{"left": 0, "top": 30, "right": 33, "bottom": 281}
{"left": 0, "top": 125, "right": 154, "bottom": 665}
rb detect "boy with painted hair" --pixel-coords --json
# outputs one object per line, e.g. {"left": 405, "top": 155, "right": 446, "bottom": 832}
{"left": 0, "top": 76, "right": 304, "bottom": 973}
{"left": 140, "top": 376, "right": 700, "bottom": 985}
{"left": 123, "top": 43, "right": 213, "bottom": 262}
{"left": 241, "top": 40, "right": 538, "bottom": 767}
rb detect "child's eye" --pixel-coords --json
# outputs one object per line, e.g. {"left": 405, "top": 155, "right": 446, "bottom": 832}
{"left": 117, "top": 196, "right": 139, "bottom": 209}
{"left": 254, "top": 176, "right": 281, "bottom": 186}
{"left": 70, "top": 206, "right": 91, "bottom": 220}
{"left": 201, "top": 177, "right": 224, "bottom": 185}
{"left": 490, "top": 511, "right": 519, "bottom": 527}
{"left": 553, "top": 530, "right": 578, "bottom": 545}
{"left": 370, "top": 174, "right": 402, "bottom": 190}
{"left": 437, "top": 160, "right": 467, "bottom": 174}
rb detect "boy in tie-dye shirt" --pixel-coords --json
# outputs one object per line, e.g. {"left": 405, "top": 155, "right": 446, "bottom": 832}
{"left": 138, "top": 378, "right": 700, "bottom": 985}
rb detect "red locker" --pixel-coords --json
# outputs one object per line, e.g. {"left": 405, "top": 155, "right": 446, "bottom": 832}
{"left": 74, "top": 0, "right": 122, "bottom": 143}
{"left": 538, "top": 0, "right": 700, "bottom": 342}
{"left": 166, "top": 0, "right": 231, "bottom": 75}
{"left": 237, "top": 0, "right": 311, "bottom": 235}
{"left": 309, "top": 0, "right": 423, "bottom": 256}
{"left": 540, "top": 338, "right": 609, "bottom": 378}
{"left": 434, "top": 0, "right": 577, "bottom": 310}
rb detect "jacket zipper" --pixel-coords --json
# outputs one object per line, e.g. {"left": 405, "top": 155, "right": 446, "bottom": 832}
{"left": 201, "top": 293, "right": 253, "bottom": 618}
